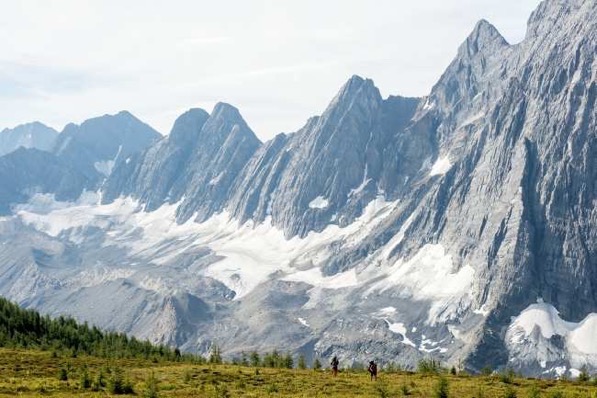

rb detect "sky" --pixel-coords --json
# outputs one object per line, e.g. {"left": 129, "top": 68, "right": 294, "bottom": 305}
{"left": 0, "top": 0, "right": 541, "bottom": 141}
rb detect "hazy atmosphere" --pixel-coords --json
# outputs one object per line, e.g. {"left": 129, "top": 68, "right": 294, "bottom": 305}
{"left": 2, "top": 0, "right": 541, "bottom": 139}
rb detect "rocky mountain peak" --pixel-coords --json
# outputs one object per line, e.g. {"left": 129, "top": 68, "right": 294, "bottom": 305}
{"left": 169, "top": 108, "right": 210, "bottom": 144}
{"left": 211, "top": 102, "right": 243, "bottom": 120}
{"left": 200, "top": 102, "right": 261, "bottom": 148}
{"left": 325, "top": 75, "right": 381, "bottom": 115}
{"left": 458, "top": 19, "right": 509, "bottom": 58}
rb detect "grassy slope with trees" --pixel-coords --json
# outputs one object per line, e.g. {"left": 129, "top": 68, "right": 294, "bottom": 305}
{"left": 1, "top": 297, "right": 596, "bottom": 397}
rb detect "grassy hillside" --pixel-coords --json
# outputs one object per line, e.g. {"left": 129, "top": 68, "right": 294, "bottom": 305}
{"left": 0, "top": 297, "right": 595, "bottom": 397}
{"left": 1, "top": 348, "right": 596, "bottom": 397}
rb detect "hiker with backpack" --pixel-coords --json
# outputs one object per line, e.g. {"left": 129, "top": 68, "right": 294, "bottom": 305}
{"left": 368, "top": 360, "right": 378, "bottom": 381}
{"left": 331, "top": 356, "right": 339, "bottom": 377}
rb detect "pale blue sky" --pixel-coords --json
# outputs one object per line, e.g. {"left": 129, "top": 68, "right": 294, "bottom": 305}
{"left": 0, "top": 0, "right": 541, "bottom": 140}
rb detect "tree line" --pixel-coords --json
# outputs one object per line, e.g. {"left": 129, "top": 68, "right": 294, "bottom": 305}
{"left": 0, "top": 296, "right": 196, "bottom": 362}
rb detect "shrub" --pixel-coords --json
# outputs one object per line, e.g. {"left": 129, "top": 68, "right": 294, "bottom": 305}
{"left": 499, "top": 368, "right": 516, "bottom": 384}
{"left": 504, "top": 386, "right": 517, "bottom": 398}
{"left": 527, "top": 385, "right": 540, "bottom": 398}
{"left": 400, "top": 383, "right": 411, "bottom": 396}
{"left": 433, "top": 376, "right": 449, "bottom": 398}
{"left": 266, "top": 383, "right": 279, "bottom": 393}
{"left": 143, "top": 371, "right": 159, "bottom": 398}
{"left": 213, "top": 383, "right": 230, "bottom": 398}
{"left": 374, "top": 380, "right": 391, "bottom": 398}
{"left": 183, "top": 369, "right": 191, "bottom": 383}
{"left": 79, "top": 367, "right": 91, "bottom": 389}
{"left": 107, "top": 368, "right": 134, "bottom": 395}
{"left": 481, "top": 366, "right": 493, "bottom": 376}
{"left": 91, "top": 370, "right": 105, "bottom": 391}
{"left": 58, "top": 367, "right": 68, "bottom": 381}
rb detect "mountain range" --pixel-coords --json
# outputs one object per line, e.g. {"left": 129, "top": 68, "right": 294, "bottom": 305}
{"left": 0, "top": 0, "right": 595, "bottom": 377}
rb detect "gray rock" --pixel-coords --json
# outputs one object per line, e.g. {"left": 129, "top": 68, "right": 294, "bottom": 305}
{"left": 0, "top": 122, "right": 58, "bottom": 156}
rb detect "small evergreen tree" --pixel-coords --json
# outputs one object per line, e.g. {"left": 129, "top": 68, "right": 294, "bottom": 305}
{"left": 107, "top": 367, "right": 134, "bottom": 394}
{"left": 313, "top": 358, "right": 322, "bottom": 370}
{"left": 240, "top": 352, "right": 249, "bottom": 367}
{"left": 298, "top": 354, "right": 307, "bottom": 370}
{"left": 249, "top": 351, "right": 260, "bottom": 367}
{"left": 577, "top": 365, "right": 590, "bottom": 382}
{"left": 209, "top": 344, "right": 222, "bottom": 364}
{"left": 282, "top": 353, "right": 294, "bottom": 369}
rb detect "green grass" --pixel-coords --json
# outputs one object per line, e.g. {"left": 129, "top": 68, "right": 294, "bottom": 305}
{"left": 0, "top": 348, "right": 595, "bottom": 397}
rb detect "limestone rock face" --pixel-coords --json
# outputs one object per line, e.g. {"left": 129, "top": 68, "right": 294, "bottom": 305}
{"left": 0, "top": 0, "right": 595, "bottom": 377}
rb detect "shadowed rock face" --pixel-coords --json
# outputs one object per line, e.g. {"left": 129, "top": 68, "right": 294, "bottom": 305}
{"left": 0, "top": 122, "right": 58, "bottom": 156}
{"left": 0, "top": 148, "right": 95, "bottom": 214}
{"left": 53, "top": 110, "right": 161, "bottom": 181}
{"left": 0, "top": 0, "right": 595, "bottom": 377}
{"left": 0, "top": 111, "right": 161, "bottom": 212}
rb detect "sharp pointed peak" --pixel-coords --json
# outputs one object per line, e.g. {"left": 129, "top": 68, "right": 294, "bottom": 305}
{"left": 458, "top": 19, "right": 509, "bottom": 57}
{"left": 342, "top": 74, "right": 375, "bottom": 91}
{"left": 327, "top": 74, "right": 381, "bottom": 109}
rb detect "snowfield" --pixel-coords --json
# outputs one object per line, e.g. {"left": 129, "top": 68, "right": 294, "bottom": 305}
{"left": 15, "top": 193, "right": 475, "bottom": 326}
{"left": 506, "top": 301, "right": 597, "bottom": 372}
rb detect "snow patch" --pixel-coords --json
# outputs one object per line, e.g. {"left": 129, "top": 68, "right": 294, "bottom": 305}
{"left": 94, "top": 160, "right": 115, "bottom": 176}
{"left": 429, "top": 156, "right": 453, "bottom": 176}
{"left": 368, "top": 244, "right": 475, "bottom": 325}
{"left": 385, "top": 320, "right": 416, "bottom": 348}
{"left": 208, "top": 172, "right": 224, "bottom": 186}
{"left": 422, "top": 98, "right": 435, "bottom": 111}
{"left": 309, "top": 196, "right": 329, "bottom": 209}
{"left": 349, "top": 178, "right": 371, "bottom": 197}
{"left": 506, "top": 301, "right": 597, "bottom": 369}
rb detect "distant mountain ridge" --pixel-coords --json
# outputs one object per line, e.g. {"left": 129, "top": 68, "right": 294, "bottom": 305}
{"left": 0, "top": 0, "right": 594, "bottom": 377}
{"left": 0, "top": 122, "right": 58, "bottom": 156}
{"left": 0, "top": 111, "right": 160, "bottom": 213}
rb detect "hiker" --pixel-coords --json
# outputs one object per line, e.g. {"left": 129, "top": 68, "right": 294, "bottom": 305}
{"left": 331, "top": 356, "right": 339, "bottom": 377}
{"left": 368, "top": 360, "right": 378, "bottom": 381}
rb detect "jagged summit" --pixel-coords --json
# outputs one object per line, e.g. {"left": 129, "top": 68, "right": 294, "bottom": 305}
{"left": 458, "top": 19, "right": 509, "bottom": 58}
